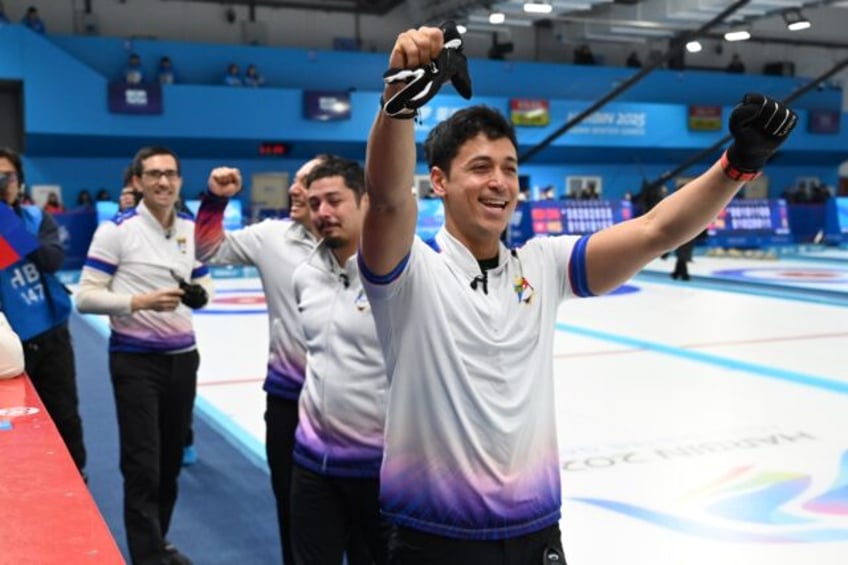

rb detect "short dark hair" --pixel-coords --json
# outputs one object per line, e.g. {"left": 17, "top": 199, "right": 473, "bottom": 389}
{"left": 423, "top": 105, "right": 518, "bottom": 174}
{"left": 305, "top": 155, "right": 365, "bottom": 202}
{"left": 130, "top": 146, "right": 180, "bottom": 177}
{"left": 122, "top": 164, "right": 134, "bottom": 187}
{"left": 0, "top": 146, "right": 24, "bottom": 185}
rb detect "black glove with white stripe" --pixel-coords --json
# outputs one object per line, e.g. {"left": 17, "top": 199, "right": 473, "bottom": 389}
{"left": 382, "top": 21, "right": 472, "bottom": 119}
{"left": 722, "top": 93, "right": 797, "bottom": 181}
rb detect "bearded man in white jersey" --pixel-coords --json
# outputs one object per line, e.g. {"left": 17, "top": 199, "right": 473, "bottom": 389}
{"left": 358, "top": 24, "right": 797, "bottom": 564}
{"left": 289, "top": 155, "right": 388, "bottom": 565}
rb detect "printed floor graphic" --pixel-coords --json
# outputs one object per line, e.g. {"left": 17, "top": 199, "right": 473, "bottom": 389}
{"left": 81, "top": 249, "right": 848, "bottom": 564}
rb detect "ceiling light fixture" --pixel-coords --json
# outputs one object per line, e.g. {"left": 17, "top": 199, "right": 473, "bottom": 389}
{"left": 489, "top": 12, "right": 506, "bottom": 24}
{"left": 783, "top": 8, "right": 811, "bottom": 31}
{"left": 524, "top": 1, "right": 553, "bottom": 14}
{"left": 686, "top": 40, "right": 702, "bottom": 53}
{"left": 724, "top": 29, "right": 751, "bottom": 42}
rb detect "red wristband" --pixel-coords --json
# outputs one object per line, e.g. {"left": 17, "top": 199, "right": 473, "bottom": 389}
{"left": 719, "top": 150, "right": 762, "bottom": 182}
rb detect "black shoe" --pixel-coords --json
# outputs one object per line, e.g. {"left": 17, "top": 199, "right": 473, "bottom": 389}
{"left": 670, "top": 272, "right": 678, "bottom": 279}
{"left": 163, "top": 543, "right": 192, "bottom": 565}
{"left": 681, "top": 274, "right": 690, "bottom": 281}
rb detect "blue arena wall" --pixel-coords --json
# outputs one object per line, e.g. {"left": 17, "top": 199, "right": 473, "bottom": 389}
{"left": 1, "top": 23, "right": 846, "bottom": 205}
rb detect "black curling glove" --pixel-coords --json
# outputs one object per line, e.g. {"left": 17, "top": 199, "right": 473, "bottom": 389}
{"left": 723, "top": 93, "right": 797, "bottom": 180}
{"left": 170, "top": 270, "right": 208, "bottom": 310}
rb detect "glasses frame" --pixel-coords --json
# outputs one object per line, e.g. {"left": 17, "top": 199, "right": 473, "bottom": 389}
{"left": 140, "top": 169, "right": 181, "bottom": 182}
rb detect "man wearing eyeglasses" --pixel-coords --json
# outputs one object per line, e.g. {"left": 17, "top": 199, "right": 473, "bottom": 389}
{"left": 77, "top": 146, "right": 214, "bottom": 565}
{"left": 0, "top": 146, "right": 87, "bottom": 474}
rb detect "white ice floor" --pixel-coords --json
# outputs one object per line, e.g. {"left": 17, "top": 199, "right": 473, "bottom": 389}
{"left": 81, "top": 248, "right": 848, "bottom": 565}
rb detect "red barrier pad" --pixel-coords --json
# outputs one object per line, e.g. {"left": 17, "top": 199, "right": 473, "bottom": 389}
{"left": 0, "top": 376, "right": 124, "bottom": 563}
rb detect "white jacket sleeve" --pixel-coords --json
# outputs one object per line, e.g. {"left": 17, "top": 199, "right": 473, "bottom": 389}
{"left": 75, "top": 267, "right": 133, "bottom": 315}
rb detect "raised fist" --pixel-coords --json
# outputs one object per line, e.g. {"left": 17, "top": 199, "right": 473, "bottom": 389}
{"left": 382, "top": 21, "right": 472, "bottom": 119}
{"left": 724, "top": 93, "right": 797, "bottom": 179}
{"left": 207, "top": 167, "right": 242, "bottom": 198}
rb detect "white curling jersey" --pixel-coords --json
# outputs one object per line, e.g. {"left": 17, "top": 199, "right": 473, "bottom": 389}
{"left": 292, "top": 245, "right": 387, "bottom": 477}
{"left": 195, "top": 196, "right": 317, "bottom": 400}
{"left": 83, "top": 201, "right": 207, "bottom": 353}
{"left": 359, "top": 227, "right": 591, "bottom": 540}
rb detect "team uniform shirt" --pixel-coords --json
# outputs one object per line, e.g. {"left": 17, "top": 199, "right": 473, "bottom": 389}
{"left": 79, "top": 201, "right": 208, "bottom": 353}
{"left": 359, "top": 227, "right": 591, "bottom": 540}
{"left": 195, "top": 193, "right": 316, "bottom": 400}
{"left": 292, "top": 244, "right": 387, "bottom": 478}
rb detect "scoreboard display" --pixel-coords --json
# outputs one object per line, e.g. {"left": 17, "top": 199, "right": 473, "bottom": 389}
{"left": 824, "top": 197, "right": 848, "bottom": 243}
{"left": 509, "top": 200, "right": 634, "bottom": 245}
{"left": 707, "top": 199, "right": 792, "bottom": 247}
{"left": 509, "top": 198, "right": 792, "bottom": 248}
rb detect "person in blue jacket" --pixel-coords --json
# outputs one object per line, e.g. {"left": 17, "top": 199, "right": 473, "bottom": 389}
{"left": 124, "top": 53, "right": 144, "bottom": 85}
{"left": 223, "top": 63, "right": 242, "bottom": 86}
{"left": 21, "top": 5, "right": 45, "bottom": 34}
{"left": 0, "top": 147, "right": 86, "bottom": 474}
{"left": 157, "top": 56, "right": 177, "bottom": 85}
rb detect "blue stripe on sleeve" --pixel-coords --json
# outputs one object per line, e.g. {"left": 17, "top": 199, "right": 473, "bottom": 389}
{"left": 191, "top": 265, "right": 210, "bottom": 279}
{"left": 84, "top": 256, "right": 118, "bottom": 275}
{"left": 568, "top": 234, "right": 594, "bottom": 297}
{"left": 358, "top": 251, "right": 411, "bottom": 286}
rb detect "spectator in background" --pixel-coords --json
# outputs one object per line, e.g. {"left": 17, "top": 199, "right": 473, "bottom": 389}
{"left": 671, "top": 227, "right": 707, "bottom": 282}
{"left": 670, "top": 236, "right": 695, "bottom": 281}
{"left": 581, "top": 181, "right": 600, "bottom": 200}
{"left": 157, "top": 56, "right": 176, "bottom": 85}
{"left": 574, "top": 44, "right": 596, "bottom": 65}
{"left": 810, "top": 180, "right": 832, "bottom": 203}
{"left": 43, "top": 191, "right": 64, "bottom": 214}
{"left": 0, "top": 147, "right": 87, "bottom": 474}
{"left": 243, "top": 64, "right": 264, "bottom": 87}
{"left": 636, "top": 181, "right": 668, "bottom": 216}
{"left": 626, "top": 51, "right": 642, "bottom": 68}
{"left": 0, "top": 2, "right": 10, "bottom": 24}
{"left": 223, "top": 63, "right": 242, "bottom": 86}
{"left": 21, "top": 6, "right": 45, "bottom": 34}
{"left": 76, "top": 188, "right": 93, "bottom": 210}
{"left": 96, "top": 188, "right": 112, "bottom": 202}
{"left": 124, "top": 53, "right": 144, "bottom": 85}
{"left": 119, "top": 186, "right": 140, "bottom": 211}
{"left": 119, "top": 165, "right": 141, "bottom": 211}
{"left": 726, "top": 54, "right": 746, "bottom": 74}
{"left": 0, "top": 312, "right": 24, "bottom": 379}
